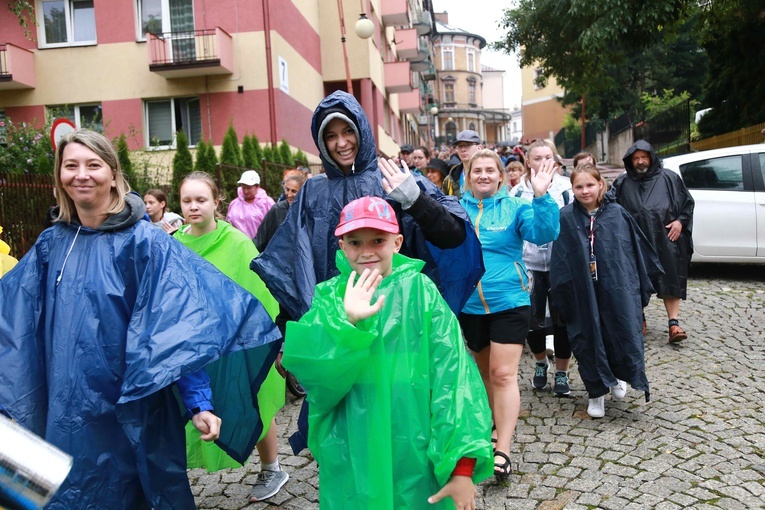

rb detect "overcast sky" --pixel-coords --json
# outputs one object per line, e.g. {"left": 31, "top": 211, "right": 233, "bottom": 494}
{"left": 432, "top": 0, "right": 522, "bottom": 110}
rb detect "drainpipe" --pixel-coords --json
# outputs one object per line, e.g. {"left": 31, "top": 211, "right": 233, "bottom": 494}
{"left": 262, "top": 0, "right": 278, "bottom": 142}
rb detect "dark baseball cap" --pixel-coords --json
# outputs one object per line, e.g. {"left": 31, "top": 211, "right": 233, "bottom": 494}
{"left": 400, "top": 144, "right": 414, "bottom": 154}
{"left": 424, "top": 158, "right": 448, "bottom": 177}
{"left": 452, "top": 130, "right": 481, "bottom": 145}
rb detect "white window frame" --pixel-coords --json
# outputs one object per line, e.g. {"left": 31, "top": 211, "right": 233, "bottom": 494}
{"left": 37, "top": 0, "right": 97, "bottom": 48}
{"left": 443, "top": 82, "right": 455, "bottom": 104}
{"left": 144, "top": 97, "right": 202, "bottom": 149}
{"left": 442, "top": 45, "right": 454, "bottom": 71}
{"left": 534, "top": 68, "right": 545, "bottom": 90}
{"left": 466, "top": 47, "right": 475, "bottom": 73}
{"left": 48, "top": 103, "right": 103, "bottom": 131}
{"left": 135, "top": 0, "right": 195, "bottom": 42}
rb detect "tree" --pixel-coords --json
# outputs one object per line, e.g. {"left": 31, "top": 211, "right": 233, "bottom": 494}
{"left": 294, "top": 149, "right": 308, "bottom": 166}
{"left": 252, "top": 134, "right": 264, "bottom": 168}
{"left": 242, "top": 134, "right": 258, "bottom": 170}
{"left": 696, "top": 0, "right": 765, "bottom": 137}
{"left": 261, "top": 144, "right": 274, "bottom": 165}
{"left": 219, "top": 122, "right": 242, "bottom": 199}
{"left": 194, "top": 139, "right": 212, "bottom": 174}
{"left": 170, "top": 130, "right": 193, "bottom": 210}
{"left": 116, "top": 134, "right": 138, "bottom": 190}
{"left": 494, "top": 0, "right": 700, "bottom": 120}
{"left": 7, "top": 1, "right": 35, "bottom": 40}
{"left": 279, "top": 140, "right": 294, "bottom": 166}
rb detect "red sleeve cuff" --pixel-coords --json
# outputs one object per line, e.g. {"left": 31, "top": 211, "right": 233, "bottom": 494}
{"left": 451, "top": 457, "right": 476, "bottom": 478}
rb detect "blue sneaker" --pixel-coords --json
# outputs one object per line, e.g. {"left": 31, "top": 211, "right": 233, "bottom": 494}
{"left": 532, "top": 362, "right": 548, "bottom": 390}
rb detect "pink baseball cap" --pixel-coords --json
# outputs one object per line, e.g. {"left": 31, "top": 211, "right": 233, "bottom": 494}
{"left": 335, "top": 196, "right": 400, "bottom": 237}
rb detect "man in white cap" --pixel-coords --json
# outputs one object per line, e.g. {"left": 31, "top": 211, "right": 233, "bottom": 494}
{"left": 226, "top": 170, "right": 276, "bottom": 239}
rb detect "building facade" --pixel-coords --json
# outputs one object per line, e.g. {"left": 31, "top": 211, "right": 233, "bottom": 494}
{"left": 429, "top": 12, "right": 511, "bottom": 148}
{"left": 520, "top": 63, "right": 570, "bottom": 143}
{"left": 0, "top": 0, "right": 436, "bottom": 167}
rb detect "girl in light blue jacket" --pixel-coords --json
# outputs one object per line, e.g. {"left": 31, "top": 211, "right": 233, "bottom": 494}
{"left": 458, "top": 149, "right": 559, "bottom": 482}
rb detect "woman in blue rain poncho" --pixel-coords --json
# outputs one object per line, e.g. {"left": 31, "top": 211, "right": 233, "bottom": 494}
{"left": 0, "top": 130, "right": 280, "bottom": 510}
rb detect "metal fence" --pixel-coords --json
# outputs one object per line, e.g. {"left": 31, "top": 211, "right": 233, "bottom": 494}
{"left": 633, "top": 101, "right": 691, "bottom": 156}
{"left": 0, "top": 173, "right": 56, "bottom": 259}
{"left": 691, "top": 122, "right": 765, "bottom": 152}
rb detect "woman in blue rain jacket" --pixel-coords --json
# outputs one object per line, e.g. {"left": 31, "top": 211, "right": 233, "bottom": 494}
{"left": 0, "top": 130, "right": 280, "bottom": 510}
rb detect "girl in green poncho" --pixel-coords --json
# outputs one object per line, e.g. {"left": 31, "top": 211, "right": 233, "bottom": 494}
{"left": 176, "top": 172, "right": 289, "bottom": 502}
{"left": 282, "top": 197, "right": 493, "bottom": 509}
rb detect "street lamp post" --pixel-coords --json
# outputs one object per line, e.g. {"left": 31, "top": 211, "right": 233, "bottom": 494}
{"left": 336, "top": 0, "right": 374, "bottom": 96}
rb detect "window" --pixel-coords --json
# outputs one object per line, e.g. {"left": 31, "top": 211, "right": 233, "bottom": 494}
{"left": 48, "top": 104, "right": 103, "bottom": 132}
{"left": 680, "top": 156, "right": 743, "bottom": 191}
{"left": 444, "top": 82, "right": 455, "bottom": 104}
{"left": 759, "top": 153, "right": 765, "bottom": 183}
{"left": 468, "top": 122, "right": 476, "bottom": 131}
{"left": 445, "top": 121, "right": 457, "bottom": 145}
{"left": 442, "top": 46, "right": 454, "bottom": 71}
{"left": 136, "top": 0, "right": 194, "bottom": 40}
{"left": 466, "top": 48, "right": 475, "bottom": 73}
{"left": 145, "top": 97, "right": 202, "bottom": 148}
{"left": 534, "top": 68, "right": 545, "bottom": 90}
{"left": 468, "top": 80, "right": 476, "bottom": 105}
{"left": 39, "top": 0, "right": 96, "bottom": 47}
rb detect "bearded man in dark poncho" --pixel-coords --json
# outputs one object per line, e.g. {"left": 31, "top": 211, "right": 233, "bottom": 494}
{"left": 610, "top": 140, "right": 694, "bottom": 343}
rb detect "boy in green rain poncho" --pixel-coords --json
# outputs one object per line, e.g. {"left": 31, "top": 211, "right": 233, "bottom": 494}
{"left": 282, "top": 196, "right": 493, "bottom": 509}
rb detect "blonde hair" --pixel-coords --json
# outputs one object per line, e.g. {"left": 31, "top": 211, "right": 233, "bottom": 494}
{"left": 523, "top": 139, "right": 559, "bottom": 180}
{"left": 570, "top": 163, "right": 607, "bottom": 204}
{"left": 180, "top": 171, "right": 225, "bottom": 219}
{"left": 506, "top": 160, "right": 524, "bottom": 173}
{"left": 54, "top": 129, "right": 130, "bottom": 223}
{"left": 464, "top": 149, "right": 507, "bottom": 194}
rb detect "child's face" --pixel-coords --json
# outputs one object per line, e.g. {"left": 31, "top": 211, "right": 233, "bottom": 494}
{"left": 572, "top": 172, "right": 603, "bottom": 211}
{"left": 339, "top": 228, "right": 403, "bottom": 277}
{"left": 180, "top": 179, "right": 219, "bottom": 234}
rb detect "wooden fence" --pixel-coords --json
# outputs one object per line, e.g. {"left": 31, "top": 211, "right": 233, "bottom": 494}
{"left": 691, "top": 122, "right": 765, "bottom": 151}
{"left": 0, "top": 173, "right": 56, "bottom": 259}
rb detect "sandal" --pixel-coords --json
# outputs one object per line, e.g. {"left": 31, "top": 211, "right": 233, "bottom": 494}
{"left": 668, "top": 319, "right": 687, "bottom": 343}
{"left": 493, "top": 451, "right": 512, "bottom": 483}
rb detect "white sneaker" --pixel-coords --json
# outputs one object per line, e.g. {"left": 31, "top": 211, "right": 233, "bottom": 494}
{"left": 587, "top": 396, "right": 605, "bottom": 418}
{"left": 610, "top": 380, "right": 627, "bottom": 400}
{"left": 545, "top": 334, "right": 555, "bottom": 358}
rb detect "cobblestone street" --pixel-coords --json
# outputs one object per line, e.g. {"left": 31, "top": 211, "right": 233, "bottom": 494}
{"left": 190, "top": 265, "right": 765, "bottom": 509}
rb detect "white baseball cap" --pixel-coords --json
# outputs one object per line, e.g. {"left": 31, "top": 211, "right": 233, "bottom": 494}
{"left": 238, "top": 170, "right": 260, "bottom": 186}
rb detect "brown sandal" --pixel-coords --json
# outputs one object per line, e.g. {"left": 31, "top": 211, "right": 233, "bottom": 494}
{"left": 668, "top": 320, "right": 687, "bottom": 343}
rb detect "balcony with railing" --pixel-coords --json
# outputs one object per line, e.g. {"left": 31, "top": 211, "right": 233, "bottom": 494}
{"left": 384, "top": 61, "right": 414, "bottom": 94}
{"left": 147, "top": 27, "right": 233, "bottom": 79}
{"left": 382, "top": 0, "right": 409, "bottom": 27}
{"left": 411, "top": 10, "right": 432, "bottom": 35}
{"left": 398, "top": 89, "right": 421, "bottom": 115}
{"left": 395, "top": 29, "right": 429, "bottom": 62}
{"left": 0, "top": 44, "right": 36, "bottom": 90}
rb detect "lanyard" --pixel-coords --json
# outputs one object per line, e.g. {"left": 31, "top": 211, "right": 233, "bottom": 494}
{"left": 589, "top": 215, "right": 595, "bottom": 258}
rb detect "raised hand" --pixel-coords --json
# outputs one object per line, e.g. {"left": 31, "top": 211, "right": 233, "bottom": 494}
{"left": 380, "top": 158, "right": 411, "bottom": 195}
{"left": 529, "top": 157, "right": 556, "bottom": 197}
{"left": 344, "top": 268, "right": 385, "bottom": 325}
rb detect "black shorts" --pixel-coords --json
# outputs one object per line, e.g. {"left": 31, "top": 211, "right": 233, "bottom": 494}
{"left": 459, "top": 306, "right": 531, "bottom": 353}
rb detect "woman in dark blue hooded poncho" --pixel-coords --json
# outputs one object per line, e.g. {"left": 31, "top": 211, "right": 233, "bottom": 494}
{"left": 251, "top": 91, "right": 483, "bottom": 321}
{"left": 251, "top": 91, "right": 484, "bottom": 452}
{"left": 0, "top": 130, "right": 281, "bottom": 509}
